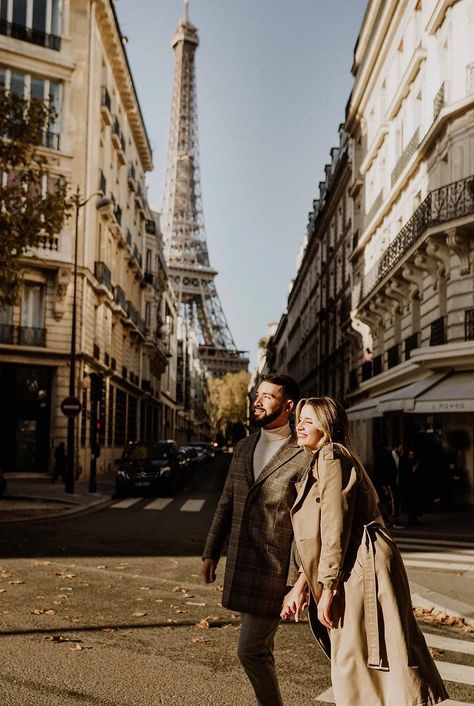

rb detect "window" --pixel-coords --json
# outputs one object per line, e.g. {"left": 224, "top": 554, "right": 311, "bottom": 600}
{"left": 21, "top": 283, "right": 44, "bottom": 329}
{"left": 0, "top": 65, "right": 61, "bottom": 148}
{"left": 0, "top": 0, "right": 62, "bottom": 50}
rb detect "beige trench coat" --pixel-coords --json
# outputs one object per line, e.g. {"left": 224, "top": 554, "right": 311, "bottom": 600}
{"left": 291, "top": 444, "right": 448, "bottom": 706}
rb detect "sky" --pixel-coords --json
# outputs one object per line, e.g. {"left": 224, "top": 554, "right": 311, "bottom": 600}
{"left": 115, "top": 0, "right": 369, "bottom": 368}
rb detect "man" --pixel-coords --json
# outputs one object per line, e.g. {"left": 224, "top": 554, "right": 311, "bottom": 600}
{"left": 202, "top": 374, "right": 308, "bottom": 706}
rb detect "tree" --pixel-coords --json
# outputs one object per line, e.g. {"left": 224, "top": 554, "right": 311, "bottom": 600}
{"left": 207, "top": 370, "right": 251, "bottom": 440}
{"left": 0, "top": 90, "right": 71, "bottom": 308}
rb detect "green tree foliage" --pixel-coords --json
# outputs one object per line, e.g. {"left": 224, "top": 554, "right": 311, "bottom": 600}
{"left": 207, "top": 370, "right": 251, "bottom": 438}
{"left": 0, "top": 90, "right": 71, "bottom": 308}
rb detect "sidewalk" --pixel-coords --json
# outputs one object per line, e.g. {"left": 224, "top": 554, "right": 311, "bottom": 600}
{"left": 1, "top": 474, "right": 473, "bottom": 628}
{"left": 0, "top": 471, "right": 115, "bottom": 523}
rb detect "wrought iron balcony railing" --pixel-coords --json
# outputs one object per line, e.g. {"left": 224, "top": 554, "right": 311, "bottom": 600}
{"left": 0, "top": 19, "right": 61, "bottom": 50}
{"left": 94, "top": 261, "right": 112, "bottom": 291}
{"left": 391, "top": 128, "right": 419, "bottom": 187}
{"left": 362, "top": 175, "right": 474, "bottom": 299}
{"left": 113, "top": 285, "right": 126, "bottom": 309}
{"left": 465, "top": 309, "right": 474, "bottom": 341}
{"left": 17, "top": 326, "right": 46, "bottom": 347}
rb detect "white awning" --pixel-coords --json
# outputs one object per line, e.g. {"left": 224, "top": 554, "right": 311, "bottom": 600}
{"left": 346, "top": 373, "right": 448, "bottom": 420}
{"left": 346, "top": 397, "right": 380, "bottom": 421}
{"left": 376, "top": 374, "right": 446, "bottom": 413}
{"left": 410, "top": 372, "right": 474, "bottom": 413}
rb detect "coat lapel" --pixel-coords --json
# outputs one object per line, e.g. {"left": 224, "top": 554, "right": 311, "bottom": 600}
{"left": 243, "top": 432, "right": 260, "bottom": 487}
{"left": 253, "top": 434, "right": 302, "bottom": 485}
{"left": 293, "top": 451, "right": 317, "bottom": 508}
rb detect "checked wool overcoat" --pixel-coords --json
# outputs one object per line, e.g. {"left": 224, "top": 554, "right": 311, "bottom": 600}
{"left": 203, "top": 432, "right": 309, "bottom": 617}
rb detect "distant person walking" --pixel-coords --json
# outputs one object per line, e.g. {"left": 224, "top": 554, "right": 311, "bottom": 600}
{"left": 52, "top": 441, "right": 66, "bottom": 483}
{"left": 202, "top": 374, "right": 308, "bottom": 706}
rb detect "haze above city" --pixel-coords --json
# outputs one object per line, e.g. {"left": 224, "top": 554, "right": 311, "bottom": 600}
{"left": 116, "top": 0, "right": 368, "bottom": 367}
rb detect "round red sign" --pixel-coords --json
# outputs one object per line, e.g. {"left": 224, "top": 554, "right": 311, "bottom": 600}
{"left": 60, "top": 396, "right": 82, "bottom": 417}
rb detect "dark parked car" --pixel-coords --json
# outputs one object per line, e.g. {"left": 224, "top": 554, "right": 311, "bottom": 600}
{"left": 115, "top": 440, "right": 180, "bottom": 496}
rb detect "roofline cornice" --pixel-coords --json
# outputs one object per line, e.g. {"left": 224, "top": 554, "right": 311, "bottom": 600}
{"left": 96, "top": 0, "right": 153, "bottom": 171}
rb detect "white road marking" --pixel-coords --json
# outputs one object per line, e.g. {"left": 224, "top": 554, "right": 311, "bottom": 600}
{"left": 403, "top": 559, "right": 474, "bottom": 572}
{"left": 401, "top": 551, "right": 474, "bottom": 562}
{"left": 315, "top": 685, "right": 472, "bottom": 705}
{"left": 436, "top": 660, "right": 474, "bottom": 686}
{"left": 396, "top": 537, "right": 474, "bottom": 549}
{"left": 144, "top": 498, "right": 173, "bottom": 511}
{"left": 180, "top": 499, "right": 205, "bottom": 512}
{"left": 425, "top": 632, "right": 474, "bottom": 655}
{"left": 111, "top": 498, "right": 144, "bottom": 509}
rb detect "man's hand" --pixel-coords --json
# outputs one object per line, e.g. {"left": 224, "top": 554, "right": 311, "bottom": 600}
{"left": 202, "top": 558, "right": 217, "bottom": 583}
{"left": 280, "top": 573, "right": 308, "bottom": 622}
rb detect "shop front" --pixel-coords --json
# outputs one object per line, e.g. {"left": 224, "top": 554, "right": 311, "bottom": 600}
{"left": 347, "top": 372, "right": 474, "bottom": 506}
{"left": 0, "top": 363, "right": 53, "bottom": 472}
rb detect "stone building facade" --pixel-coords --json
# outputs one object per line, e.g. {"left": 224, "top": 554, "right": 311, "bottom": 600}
{"left": 265, "top": 128, "right": 354, "bottom": 402}
{"left": 346, "top": 0, "right": 474, "bottom": 504}
{"left": 0, "top": 0, "right": 178, "bottom": 477}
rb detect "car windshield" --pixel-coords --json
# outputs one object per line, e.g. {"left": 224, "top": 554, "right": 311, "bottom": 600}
{"left": 123, "top": 443, "right": 171, "bottom": 461}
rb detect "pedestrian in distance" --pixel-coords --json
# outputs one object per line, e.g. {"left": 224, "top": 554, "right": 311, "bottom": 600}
{"left": 202, "top": 373, "right": 308, "bottom": 706}
{"left": 52, "top": 441, "right": 66, "bottom": 483}
{"left": 281, "top": 396, "right": 448, "bottom": 706}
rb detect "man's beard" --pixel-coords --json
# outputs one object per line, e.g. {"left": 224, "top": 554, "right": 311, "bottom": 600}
{"left": 250, "top": 404, "right": 285, "bottom": 428}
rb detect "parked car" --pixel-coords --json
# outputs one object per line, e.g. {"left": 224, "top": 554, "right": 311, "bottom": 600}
{"left": 180, "top": 446, "right": 200, "bottom": 473}
{"left": 188, "top": 441, "right": 216, "bottom": 461}
{"left": 186, "top": 442, "right": 208, "bottom": 464}
{"left": 115, "top": 440, "right": 181, "bottom": 496}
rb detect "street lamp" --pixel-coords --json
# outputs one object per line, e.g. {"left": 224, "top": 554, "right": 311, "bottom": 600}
{"left": 65, "top": 187, "right": 112, "bottom": 494}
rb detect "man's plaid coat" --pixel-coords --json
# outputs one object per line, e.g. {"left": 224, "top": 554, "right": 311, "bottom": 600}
{"left": 203, "top": 432, "right": 309, "bottom": 617}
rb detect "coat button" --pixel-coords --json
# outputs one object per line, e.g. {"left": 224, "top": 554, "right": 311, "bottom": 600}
{"left": 316, "top": 497, "right": 320, "bottom": 503}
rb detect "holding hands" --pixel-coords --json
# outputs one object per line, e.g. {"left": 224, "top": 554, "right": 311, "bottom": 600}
{"left": 280, "top": 573, "right": 308, "bottom": 622}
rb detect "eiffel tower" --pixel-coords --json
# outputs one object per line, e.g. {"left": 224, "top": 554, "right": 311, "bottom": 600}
{"left": 161, "top": 1, "right": 248, "bottom": 377}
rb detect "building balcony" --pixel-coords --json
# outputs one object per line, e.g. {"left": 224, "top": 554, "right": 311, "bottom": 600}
{"left": 0, "top": 324, "right": 14, "bottom": 344}
{"left": 113, "top": 285, "right": 126, "bottom": 309}
{"left": 42, "top": 130, "right": 60, "bottom": 150}
{"left": 112, "top": 117, "right": 126, "bottom": 163}
{"left": 100, "top": 87, "right": 112, "bottom": 126}
{"left": 17, "top": 326, "right": 46, "bottom": 347}
{"left": 127, "top": 164, "right": 137, "bottom": 191}
{"left": 359, "top": 175, "right": 474, "bottom": 303}
{"left": 0, "top": 19, "right": 61, "bottom": 50}
{"left": 391, "top": 128, "right": 420, "bottom": 188}
{"left": 94, "top": 261, "right": 113, "bottom": 291}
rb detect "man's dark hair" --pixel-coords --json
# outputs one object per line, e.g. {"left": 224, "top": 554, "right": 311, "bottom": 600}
{"left": 261, "top": 374, "right": 300, "bottom": 404}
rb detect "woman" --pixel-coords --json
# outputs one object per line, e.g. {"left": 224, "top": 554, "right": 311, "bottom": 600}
{"left": 280, "top": 397, "right": 447, "bottom": 706}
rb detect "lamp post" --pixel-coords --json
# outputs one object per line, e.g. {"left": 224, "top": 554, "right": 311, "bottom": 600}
{"left": 65, "top": 188, "right": 112, "bottom": 494}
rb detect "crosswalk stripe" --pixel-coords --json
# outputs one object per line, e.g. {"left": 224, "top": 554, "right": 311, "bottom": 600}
{"left": 396, "top": 537, "right": 474, "bottom": 549}
{"left": 180, "top": 499, "right": 205, "bottom": 512}
{"left": 401, "top": 551, "right": 474, "bottom": 562}
{"left": 111, "top": 498, "right": 144, "bottom": 509}
{"left": 403, "top": 559, "right": 474, "bottom": 571}
{"left": 144, "top": 498, "right": 173, "bottom": 510}
{"left": 315, "top": 686, "right": 472, "bottom": 705}
{"left": 425, "top": 632, "right": 474, "bottom": 655}
{"left": 436, "top": 660, "right": 474, "bottom": 686}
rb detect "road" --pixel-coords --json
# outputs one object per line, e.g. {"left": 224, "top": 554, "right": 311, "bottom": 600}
{"left": 0, "top": 454, "right": 473, "bottom": 705}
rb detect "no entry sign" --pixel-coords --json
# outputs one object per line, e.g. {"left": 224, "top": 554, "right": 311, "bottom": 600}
{"left": 60, "top": 396, "right": 82, "bottom": 417}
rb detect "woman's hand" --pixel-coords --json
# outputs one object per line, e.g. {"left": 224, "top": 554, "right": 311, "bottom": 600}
{"left": 317, "top": 588, "right": 335, "bottom": 628}
{"left": 280, "top": 573, "right": 308, "bottom": 622}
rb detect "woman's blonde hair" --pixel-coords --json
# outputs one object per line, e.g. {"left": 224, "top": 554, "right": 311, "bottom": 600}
{"left": 296, "top": 396, "right": 361, "bottom": 465}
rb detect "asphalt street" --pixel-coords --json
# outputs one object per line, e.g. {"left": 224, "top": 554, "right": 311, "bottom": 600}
{"left": 0, "top": 455, "right": 473, "bottom": 705}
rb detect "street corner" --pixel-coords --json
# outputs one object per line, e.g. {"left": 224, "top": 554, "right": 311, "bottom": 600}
{"left": 0, "top": 493, "right": 114, "bottom": 524}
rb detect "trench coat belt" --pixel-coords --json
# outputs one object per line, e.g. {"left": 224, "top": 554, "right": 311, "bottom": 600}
{"left": 361, "top": 519, "right": 390, "bottom": 671}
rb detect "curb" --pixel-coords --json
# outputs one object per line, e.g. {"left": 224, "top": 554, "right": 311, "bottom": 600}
{"left": 0, "top": 494, "right": 115, "bottom": 525}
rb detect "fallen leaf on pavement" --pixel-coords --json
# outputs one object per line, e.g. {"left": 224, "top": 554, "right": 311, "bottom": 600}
{"left": 214, "top": 584, "right": 224, "bottom": 592}
{"left": 195, "top": 616, "right": 220, "bottom": 629}
{"left": 45, "top": 635, "right": 81, "bottom": 643}
{"left": 0, "top": 589, "right": 6, "bottom": 593}
{"left": 55, "top": 572, "right": 76, "bottom": 579}
{"left": 173, "top": 586, "right": 188, "bottom": 593}
{"left": 9, "top": 580, "right": 25, "bottom": 585}
{"left": 30, "top": 608, "right": 55, "bottom": 615}
{"left": 191, "top": 637, "right": 210, "bottom": 644}
{"left": 132, "top": 611, "right": 147, "bottom": 617}
{"left": 139, "top": 586, "right": 151, "bottom": 591}
{"left": 186, "top": 601, "right": 206, "bottom": 606}
{"left": 96, "top": 565, "right": 107, "bottom": 570}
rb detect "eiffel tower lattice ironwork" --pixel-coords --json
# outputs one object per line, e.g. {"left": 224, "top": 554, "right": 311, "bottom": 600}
{"left": 161, "top": 1, "right": 248, "bottom": 376}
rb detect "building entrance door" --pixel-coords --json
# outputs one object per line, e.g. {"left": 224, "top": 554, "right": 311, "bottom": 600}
{"left": 0, "top": 364, "right": 52, "bottom": 472}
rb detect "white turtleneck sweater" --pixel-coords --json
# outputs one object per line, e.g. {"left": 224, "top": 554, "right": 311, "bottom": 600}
{"left": 253, "top": 423, "right": 291, "bottom": 481}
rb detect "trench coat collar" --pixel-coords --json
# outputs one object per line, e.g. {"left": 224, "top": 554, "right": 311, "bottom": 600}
{"left": 293, "top": 449, "right": 318, "bottom": 508}
{"left": 252, "top": 432, "right": 301, "bottom": 487}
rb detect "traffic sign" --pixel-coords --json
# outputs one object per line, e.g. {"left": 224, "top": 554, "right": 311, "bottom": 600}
{"left": 60, "top": 396, "right": 82, "bottom": 417}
